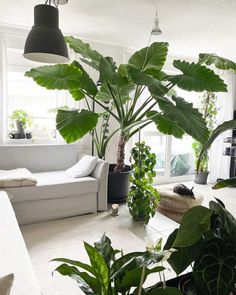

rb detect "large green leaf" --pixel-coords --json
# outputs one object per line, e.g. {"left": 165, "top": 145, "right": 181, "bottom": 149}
{"left": 164, "top": 229, "right": 205, "bottom": 275}
{"left": 94, "top": 233, "right": 119, "bottom": 267}
{"left": 128, "top": 67, "right": 168, "bottom": 96}
{"left": 65, "top": 36, "right": 103, "bottom": 69}
{"left": 198, "top": 53, "right": 236, "bottom": 71}
{"left": 147, "top": 111, "right": 185, "bottom": 138}
{"left": 84, "top": 242, "right": 110, "bottom": 295}
{"left": 72, "top": 60, "right": 98, "bottom": 96}
{"left": 143, "top": 286, "right": 183, "bottom": 295}
{"left": 197, "top": 119, "right": 236, "bottom": 172}
{"left": 155, "top": 96, "right": 209, "bottom": 143}
{"left": 173, "top": 206, "right": 212, "bottom": 247}
{"left": 56, "top": 109, "right": 98, "bottom": 143}
{"left": 212, "top": 176, "right": 236, "bottom": 189}
{"left": 54, "top": 263, "right": 99, "bottom": 295}
{"left": 99, "top": 56, "right": 126, "bottom": 86}
{"left": 52, "top": 258, "right": 95, "bottom": 275}
{"left": 25, "top": 64, "right": 81, "bottom": 90}
{"left": 193, "top": 238, "right": 236, "bottom": 295}
{"left": 128, "top": 42, "right": 169, "bottom": 72}
{"left": 168, "top": 60, "right": 227, "bottom": 92}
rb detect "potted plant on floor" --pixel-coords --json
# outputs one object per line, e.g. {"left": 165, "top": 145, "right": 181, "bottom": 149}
{"left": 26, "top": 38, "right": 228, "bottom": 202}
{"left": 51, "top": 195, "right": 236, "bottom": 294}
{"left": 192, "top": 91, "right": 218, "bottom": 184}
{"left": 9, "top": 109, "right": 32, "bottom": 139}
{"left": 128, "top": 141, "right": 159, "bottom": 223}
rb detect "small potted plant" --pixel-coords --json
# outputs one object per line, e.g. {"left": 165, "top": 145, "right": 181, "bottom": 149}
{"left": 127, "top": 141, "right": 160, "bottom": 223}
{"left": 9, "top": 109, "right": 32, "bottom": 139}
{"left": 192, "top": 91, "right": 218, "bottom": 184}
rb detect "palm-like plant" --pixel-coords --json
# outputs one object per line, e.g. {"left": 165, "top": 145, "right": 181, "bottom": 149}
{"left": 25, "top": 38, "right": 228, "bottom": 172}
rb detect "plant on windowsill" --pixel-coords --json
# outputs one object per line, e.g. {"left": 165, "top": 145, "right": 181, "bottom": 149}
{"left": 128, "top": 141, "right": 160, "bottom": 224}
{"left": 51, "top": 193, "right": 236, "bottom": 294}
{"left": 26, "top": 38, "right": 230, "bottom": 202}
{"left": 9, "top": 109, "right": 32, "bottom": 139}
{"left": 192, "top": 91, "right": 218, "bottom": 184}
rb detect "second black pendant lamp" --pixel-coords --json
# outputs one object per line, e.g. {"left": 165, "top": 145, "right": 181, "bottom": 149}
{"left": 24, "top": 0, "right": 69, "bottom": 63}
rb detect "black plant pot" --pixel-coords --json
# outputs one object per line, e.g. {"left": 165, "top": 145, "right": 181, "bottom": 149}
{"left": 194, "top": 171, "right": 209, "bottom": 185}
{"left": 108, "top": 164, "right": 131, "bottom": 203}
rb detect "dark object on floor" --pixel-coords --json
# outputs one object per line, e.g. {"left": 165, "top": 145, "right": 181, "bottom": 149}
{"left": 194, "top": 170, "right": 209, "bottom": 184}
{"left": 173, "top": 183, "right": 195, "bottom": 198}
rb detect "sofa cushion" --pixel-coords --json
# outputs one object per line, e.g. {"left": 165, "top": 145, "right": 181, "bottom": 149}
{"left": 6, "top": 171, "right": 98, "bottom": 203}
{"left": 66, "top": 155, "right": 98, "bottom": 178}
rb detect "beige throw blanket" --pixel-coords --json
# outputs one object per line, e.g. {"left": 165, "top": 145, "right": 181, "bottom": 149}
{"left": 0, "top": 168, "right": 37, "bottom": 188}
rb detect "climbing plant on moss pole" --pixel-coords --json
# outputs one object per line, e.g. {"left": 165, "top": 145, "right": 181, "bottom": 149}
{"left": 25, "top": 37, "right": 228, "bottom": 172}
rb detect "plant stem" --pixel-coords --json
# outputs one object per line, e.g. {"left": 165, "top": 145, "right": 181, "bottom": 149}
{"left": 138, "top": 266, "right": 146, "bottom": 295}
{"left": 114, "top": 134, "right": 126, "bottom": 172}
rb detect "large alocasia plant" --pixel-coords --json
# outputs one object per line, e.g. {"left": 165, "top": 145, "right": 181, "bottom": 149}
{"left": 25, "top": 37, "right": 228, "bottom": 172}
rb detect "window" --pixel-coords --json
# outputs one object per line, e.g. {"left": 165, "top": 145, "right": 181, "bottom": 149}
{"left": 1, "top": 33, "right": 73, "bottom": 143}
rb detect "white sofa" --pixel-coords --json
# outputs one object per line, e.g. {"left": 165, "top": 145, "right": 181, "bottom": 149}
{"left": 0, "top": 191, "right": 42, "bottom": 295}
{"left": 0, "top": 144, "right": 109, "bottom": 225}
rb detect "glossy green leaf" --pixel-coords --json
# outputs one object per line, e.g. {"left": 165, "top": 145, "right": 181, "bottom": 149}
{"left": 144, "top": 286, "right": 183, "bottom": 295}
{"left": 99, "top": 56, "right": 125, "bottom": 85}
{"left": 128, "top": 67, "right": 168, "bottom": 96}
{"left": 72, "top": 60, "right": 98, "bottom": 96}
{"left": 69, "top": 89, "right": 85, "bottom": 101}
{"left": 155, "top": 96, "right": 209, "bottom": 143}
{"left": 197, "top": 119, "right": 236, "bottom": 172}
{"left": 56, "top": 109, "right": 98, "bottom": 143}
{"left": 25, "top": 64, "right": 81, "bottom": 90}
{"left": 193, "top": 238, "right": 236, "bottom": 295}
{"left": 147, "top": 111, "right": 185, "bottom": 138}
{"left": 65, "top": 36, "right": 103, "bottom": 69}
{"left": 198, "top": 53, "right": 236, "bottom": 71}
{"left": 94, "top": 233, "right": 119, "bottom": 266}
{"left": 54, "top": 263, "right": 99, "bottom": 295}
{"left": 52, "top": 258, "right": 95, "bottom": 275}
{"left": 173, "top": 206, "right": 212, "bottom": 247}
{"left": 84, "top": 242, "right": 110, "bottom": 295}
{"left": 168, "top": 60, "right": 227, "bottom": 92}
{"left": 164, "top": 229, "right": 205, "bottom": 275}
{"left": 128, "top": 42, "right": 169, "bottom": 72}
{"left": 212, "top": 176, "right": 236, "bottom": 189}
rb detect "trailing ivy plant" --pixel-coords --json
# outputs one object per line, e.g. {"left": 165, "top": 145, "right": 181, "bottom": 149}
{"left": 192, "top": 91, "right": 218, "bottom": 172}
{"left": 128, "top": 141, "right": 160, "bottom": 224}
{"left": 26, "top": 38, "right": 229, "bottom": 172}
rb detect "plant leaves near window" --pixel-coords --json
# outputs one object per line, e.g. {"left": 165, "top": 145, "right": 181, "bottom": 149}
{"left": 128, "top": 42, "right": 169, "bottom": 72}
{"left": 197, "top": 119, "right": 236, "bottom": 172}
{"left": 168, "top": 60, "right": 228, "bottom": 92}
{"left": 69, "top": 89, "right": 85, "bottom": 101}
{"left": 198, "top": 53, "right": 236, "bottom": 71}
{"left": 212, "top": 176, "right": 236, "bottom": 189}
{"left": 84, "top": 242, "right": 110, "bottom": 295}
{"left": 143, "top": 286, "right": 184, "bottom": 295}
{"left": 153, "top": 96, "right": 209, "bottom": 143}
{"left": 65, "top": 36, "right": 103, "bottom": 69}
{"left": 193, "top": 238, "right": 236, "bottom": 295}
{"left": 173, "top": 206, "right": 212, "bottom": 247}
{"left": 147, "top": 111, "right": 185, "bottom": 138}
{"left": 56, "top": 109, "right": 98, "bottom": 143}
{"left": 71, "top": 61, "right": 98, "bottom": 96}
{"left": 25, "top": 64, "right": 81, "bottom": 90}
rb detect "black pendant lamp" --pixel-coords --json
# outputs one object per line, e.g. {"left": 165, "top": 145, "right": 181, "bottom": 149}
{"left": 24, "top": 0, "right": 69, "bottom": 63}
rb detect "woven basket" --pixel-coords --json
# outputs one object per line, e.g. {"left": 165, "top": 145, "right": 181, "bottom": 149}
{"left": 157, "top": 188, "right": 204, "bottom": 223}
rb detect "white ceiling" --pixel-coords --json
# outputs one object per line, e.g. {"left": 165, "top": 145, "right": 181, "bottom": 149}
{"left": 1, "top": 0, "right": 236, "bottom": 59}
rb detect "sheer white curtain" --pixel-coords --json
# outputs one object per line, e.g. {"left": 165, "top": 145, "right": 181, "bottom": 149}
{"left": 209, "top": 71, "right": 236, "bottom": 182}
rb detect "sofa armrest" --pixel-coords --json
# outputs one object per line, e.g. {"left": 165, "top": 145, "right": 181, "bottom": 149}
{"left": 90, "top": 159, "right": 109, "bottom": 211}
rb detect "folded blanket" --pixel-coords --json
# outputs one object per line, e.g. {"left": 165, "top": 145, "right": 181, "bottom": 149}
{"left": 0, "top": 168, "right": 37, "bottom": 188}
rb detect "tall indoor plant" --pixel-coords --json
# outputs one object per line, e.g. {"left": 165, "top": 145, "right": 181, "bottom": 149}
{"left": 128, "top": 141, "right": 159, "bottom": 223}
{"left": 192, "top": 91, "right": 218, "bottom": 184}
{"left": 26, "top": 38, "right": 229, "bottom": 201}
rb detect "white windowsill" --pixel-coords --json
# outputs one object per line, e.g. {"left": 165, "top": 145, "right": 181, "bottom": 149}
{"left": 3, "top": 138, "right": 66, "bottom": 146}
